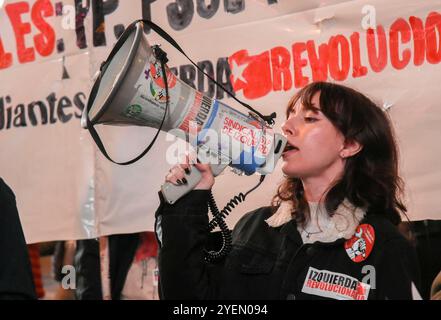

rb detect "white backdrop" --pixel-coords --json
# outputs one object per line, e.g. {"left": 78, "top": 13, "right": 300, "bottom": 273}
{"left": 0, "top": 0, "right": 440, "bottom": 243}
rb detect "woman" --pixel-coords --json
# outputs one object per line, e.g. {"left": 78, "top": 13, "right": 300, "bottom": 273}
{"left": 155, "top": 82, "right": 421, "bottom": 300}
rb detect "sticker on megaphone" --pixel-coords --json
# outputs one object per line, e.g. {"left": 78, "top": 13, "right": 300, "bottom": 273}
{"left": 184, "top": 100, "right": 275, "bottom": 175}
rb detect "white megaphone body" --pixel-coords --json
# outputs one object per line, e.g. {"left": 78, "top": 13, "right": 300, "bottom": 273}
{"left": 82, "top": 21, "right": 286, "bottom": 205}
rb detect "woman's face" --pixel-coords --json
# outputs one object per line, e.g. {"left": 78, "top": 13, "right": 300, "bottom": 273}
{"left": 281, "top": 92, "right": 346, "bottom": 180}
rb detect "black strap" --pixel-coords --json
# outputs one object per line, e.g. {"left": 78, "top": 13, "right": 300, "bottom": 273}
{"left": 85, "top": 19, "right": 276, "bottom": 165}
{"left": 86, "top": 47, "right": 169, "bottom": 165}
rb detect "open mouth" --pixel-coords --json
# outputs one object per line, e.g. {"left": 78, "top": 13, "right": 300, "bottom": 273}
{"left": 282, "top": 142, "right": 299, "bottom": 155}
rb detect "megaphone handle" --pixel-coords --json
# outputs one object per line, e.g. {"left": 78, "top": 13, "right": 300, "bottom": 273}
{"left": 160, "top": 163, "right": 228, "bottom": 205}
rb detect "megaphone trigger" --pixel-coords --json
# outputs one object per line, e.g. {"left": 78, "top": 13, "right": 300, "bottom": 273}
{"left": 161, "top": 163, "right": 229, "bottom": 205}
{"left": 161, "top": 166, "right": 203, "bottom": 205}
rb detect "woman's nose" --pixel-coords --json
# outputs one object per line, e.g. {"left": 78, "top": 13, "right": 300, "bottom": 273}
{"left": 282, "top": 118, "right": 296, "bottom": 137}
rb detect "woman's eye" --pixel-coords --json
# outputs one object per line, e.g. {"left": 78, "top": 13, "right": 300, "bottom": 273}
{"left": 304, "top": 117, "right": 318, "bottom": 122}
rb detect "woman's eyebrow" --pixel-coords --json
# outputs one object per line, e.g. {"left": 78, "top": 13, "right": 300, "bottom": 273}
{"left": 304, "top": 105, "right": 321, "bottom": 114}
{"left": 290, "top": 102, "right": 321, "bottom": 115}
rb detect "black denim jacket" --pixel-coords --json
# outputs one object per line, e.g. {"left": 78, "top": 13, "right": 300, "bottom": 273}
{"left": 155, "top": 190, "right": 421, "bottom": 300}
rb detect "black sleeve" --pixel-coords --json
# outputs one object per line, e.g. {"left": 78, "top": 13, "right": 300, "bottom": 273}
{"left": 375, "top": 237, "right": 422, "bottom": 300}
{"left": 155, "top": 190, "right": 220, "bottom": 300}
{"left": 0, "top": 179, "right": 36, "bottom": 300}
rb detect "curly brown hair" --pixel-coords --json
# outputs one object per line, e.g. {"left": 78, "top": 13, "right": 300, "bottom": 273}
{"left": 272, "top": 82, "right": 407, "bottom": 226}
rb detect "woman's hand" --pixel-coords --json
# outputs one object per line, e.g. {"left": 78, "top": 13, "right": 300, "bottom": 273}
{"left": 165, "top": 155, "right": 215, "bottom": 190}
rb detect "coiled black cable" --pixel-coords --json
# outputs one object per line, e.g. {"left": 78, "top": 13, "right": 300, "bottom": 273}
{"left": 208, "top": 175, "right": 266, "bottom": 231}
{"left": 207, "top": 193, "right": 246, "bottom": 232}
{"left": 205, "top": 191, "right": 233, "bottom": 263}
{"left": 204, "top": 175, "right": 266, "bottom": 262}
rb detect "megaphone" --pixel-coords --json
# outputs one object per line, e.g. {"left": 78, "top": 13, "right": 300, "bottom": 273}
{"left": 82, "top": 20, "right": 286, "bottom": 205}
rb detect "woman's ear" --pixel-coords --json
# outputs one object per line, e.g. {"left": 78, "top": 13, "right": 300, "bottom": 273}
{"left": 340, "top": 139, "right": 363, "bottom": 158}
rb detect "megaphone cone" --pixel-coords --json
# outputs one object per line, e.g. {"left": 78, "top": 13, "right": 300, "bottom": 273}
{"left": 83, "top": 22, "right": 182, "bottom": 130}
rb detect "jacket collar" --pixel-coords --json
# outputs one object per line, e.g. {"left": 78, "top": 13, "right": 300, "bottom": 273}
{"left": 265, "top": 199, "right": 366, "bottom": 243}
